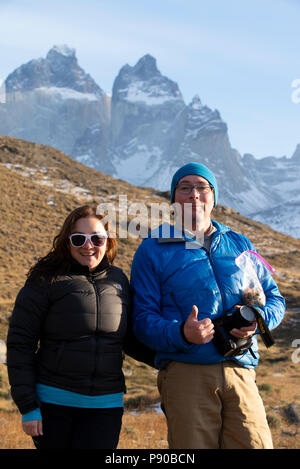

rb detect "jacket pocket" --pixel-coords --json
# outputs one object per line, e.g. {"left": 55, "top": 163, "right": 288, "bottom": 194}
{"left": 36, "top": 342, "right": 64, "bottom": 374}
{"left": 38, "top": 338, "right": 96, "bottom": 376}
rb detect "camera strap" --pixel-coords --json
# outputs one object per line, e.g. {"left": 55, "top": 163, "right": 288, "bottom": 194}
{"left": 251, "top": 306, "right": 275, "bottom": 348}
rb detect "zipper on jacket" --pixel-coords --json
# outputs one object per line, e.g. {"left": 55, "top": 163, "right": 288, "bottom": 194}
{"left": 88, "top": 274, "right": 100, "bottom": 332}
{"left": 203, "top": 245, "right": 226, "bottom": 314}
{"left": 87, "top": 273, "right": 100, "bottom": 394}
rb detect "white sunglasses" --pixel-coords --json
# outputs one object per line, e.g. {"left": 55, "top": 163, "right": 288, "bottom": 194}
{"left": 69, "top": 232, "right": 108, "bottom": 248}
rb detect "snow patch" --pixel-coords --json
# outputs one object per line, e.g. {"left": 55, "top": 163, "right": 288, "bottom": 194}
{"left": 113, "top": 146, "right": 163, "bottom": 185}
{"left": 51, "top": 44, "right": 76, "bottom": 57}
{"left": 120, "top": 81, "right": 181, "bottom": 106}
{"left": 36, "top": 87, "right": 99, "bottom": 102}
{"left": 253, "top": 202, "right": 300, "bottom": 238}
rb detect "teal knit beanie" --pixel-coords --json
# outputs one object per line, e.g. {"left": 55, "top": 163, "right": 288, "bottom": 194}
{"left": 171, "top": 162, "right": 218, "bottom": 207}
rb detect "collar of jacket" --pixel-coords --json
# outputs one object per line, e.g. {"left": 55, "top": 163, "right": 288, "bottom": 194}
{"left": 70, "top": 254, "right": 111, "bottom": 276}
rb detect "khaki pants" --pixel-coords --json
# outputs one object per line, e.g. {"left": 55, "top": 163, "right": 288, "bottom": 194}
{"left": 157, "top": 361, "right": 273, "bottom": 449}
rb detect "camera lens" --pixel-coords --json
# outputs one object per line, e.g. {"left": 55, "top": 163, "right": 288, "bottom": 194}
{"left": 240, "top": 306, "right": 256, "bottom": 324}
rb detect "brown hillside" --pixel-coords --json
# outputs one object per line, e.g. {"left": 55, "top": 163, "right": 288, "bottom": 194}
{"left": 0, "top": 134, "right": 299, "bottom": 449}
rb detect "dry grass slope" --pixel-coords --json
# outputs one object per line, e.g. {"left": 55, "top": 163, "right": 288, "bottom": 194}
{"left": 0, "top": 134, "right": 299, "bottom": 449}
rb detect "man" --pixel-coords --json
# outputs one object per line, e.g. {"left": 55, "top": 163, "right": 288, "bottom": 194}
{"left": 130, "top": 162, "right": 285, "bottom": 449}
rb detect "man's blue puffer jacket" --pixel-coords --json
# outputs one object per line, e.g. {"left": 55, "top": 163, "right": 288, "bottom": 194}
{"left": 130, "top": 221, "right": 285, "bottom": 370}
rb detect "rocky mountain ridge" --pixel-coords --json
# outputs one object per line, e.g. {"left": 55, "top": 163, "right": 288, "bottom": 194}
{"left": 0, "top": 45, "right": 299, "bottom": 237}
{"left": 1, "top": 45, "right": 111, "bottom": 172}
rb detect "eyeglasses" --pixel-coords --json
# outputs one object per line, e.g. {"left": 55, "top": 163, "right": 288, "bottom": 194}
{"left": 69, "top": 233, "right": 108, "bottom": 248}
{"left": 176, "top": 183, "right": 213, "bottom": 195}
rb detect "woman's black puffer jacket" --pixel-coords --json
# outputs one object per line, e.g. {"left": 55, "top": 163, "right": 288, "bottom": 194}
{"left": 6, "top": 255, "right": 154, "bottom": 415}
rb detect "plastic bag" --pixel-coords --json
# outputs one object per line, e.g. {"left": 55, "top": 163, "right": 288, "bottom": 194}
{"left": 235, "top": 250, "right": 276, "bottom": 308}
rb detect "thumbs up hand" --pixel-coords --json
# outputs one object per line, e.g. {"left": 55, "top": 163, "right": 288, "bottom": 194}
{"left": 183, "top": 305, "right": 214, "bottom": 344}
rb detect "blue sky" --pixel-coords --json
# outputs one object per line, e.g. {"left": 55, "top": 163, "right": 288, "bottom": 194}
{"left": 0, "top": 0, "right": 299, "bottom": 159}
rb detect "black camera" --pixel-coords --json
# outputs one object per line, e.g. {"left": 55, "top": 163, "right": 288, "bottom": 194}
{"left": 213, "top": 305, "right": 256, "bottom": 357}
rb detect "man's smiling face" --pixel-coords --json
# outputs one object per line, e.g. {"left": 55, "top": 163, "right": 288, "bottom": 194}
{"left": 174, "top": 174, "right": 215, "bottom": 230}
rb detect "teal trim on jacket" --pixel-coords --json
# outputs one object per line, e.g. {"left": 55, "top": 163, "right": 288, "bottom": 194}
{"left": 22, "top": 384, "right": 124, "bottom": 421}
{"left": 131, "top": 221, "right": 285, "bottom": 370}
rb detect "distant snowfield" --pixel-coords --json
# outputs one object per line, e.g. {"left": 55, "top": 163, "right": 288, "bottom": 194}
{"left": 113, "top": 144, "right": 163, "bottom": 185}
{"left": 51, "top": 44, "right": 76, "bottom": 57}
{"left": 252, "top": 201, "right": 300, "bottom": 238}
{"left": 120, "top": 81, "right": 182, "bottom": 106}
{"left": 36, "top": 87, "right": 99, "bottom": 102}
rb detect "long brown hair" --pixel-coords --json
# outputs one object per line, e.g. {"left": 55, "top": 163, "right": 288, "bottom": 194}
{"left": 27, "top": 205, "right": 117, "bottom": 282}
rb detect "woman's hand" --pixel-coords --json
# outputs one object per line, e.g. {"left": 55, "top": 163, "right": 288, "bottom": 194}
{"left": 22, "top": 420, "right": 43, "bottom": 437}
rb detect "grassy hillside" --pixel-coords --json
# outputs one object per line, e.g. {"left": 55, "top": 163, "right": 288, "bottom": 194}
{"left": 0, "top": 134, "right": 299, "bottom": 449}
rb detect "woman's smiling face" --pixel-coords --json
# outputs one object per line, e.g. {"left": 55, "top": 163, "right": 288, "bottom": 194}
{"left": 69, "top": 216, "right": 107, "bottom": 270}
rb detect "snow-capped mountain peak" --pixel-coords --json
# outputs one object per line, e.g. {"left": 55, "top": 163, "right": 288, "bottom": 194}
{"left": 49, "top": 44, "right": 76, "bottom": 58}
{"left": 5, "top": 44, "right": 103, "bottom": 96}
{"left": 190, "top": 94, "right": 202, "bottom": 109}
{"left": 110, "top": 54, "right": 186, "bottom": 185}
{"left": 1, "top": 45, "right": 111, "bottom": 174}
{"left": 1, "top": 46, "right": 300, "bottom": 237}
{"left": 133, "top": 54, "right": 160, "bottom": 78}
{"left": 112, "top": 54, "right": 183, "bottom": 105}
{"left": 185, "top": 95, "right": 228, "bottom": 136}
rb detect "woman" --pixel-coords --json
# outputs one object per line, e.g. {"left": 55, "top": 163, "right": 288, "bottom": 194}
{"left": 6, "top": 205, "right": 153, "bottom": 449}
